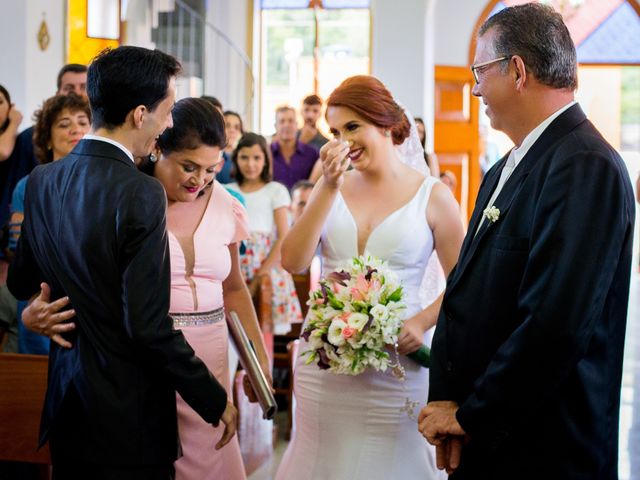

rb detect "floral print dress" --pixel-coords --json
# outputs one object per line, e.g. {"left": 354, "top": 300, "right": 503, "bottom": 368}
{"left": 228, "top": 181, "right": 303, "bottom": 334}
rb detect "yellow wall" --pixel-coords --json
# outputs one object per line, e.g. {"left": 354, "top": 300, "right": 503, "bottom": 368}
{"left": 577, "top": 66, "right": 623, "bottom": 150}
{"left": 67, "top": 0, "right": 119, "bottom": 65}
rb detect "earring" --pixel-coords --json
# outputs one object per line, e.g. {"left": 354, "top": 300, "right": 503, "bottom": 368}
{"left": 384, "top": 130, "right": 391, "bottom": 137}
{"left": 149, "top": 153, "right": 157, "bottom": 162}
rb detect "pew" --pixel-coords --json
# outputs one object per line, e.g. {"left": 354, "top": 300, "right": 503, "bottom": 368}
{"left": 0, "top": 353, "right": 50, "bottom": 479}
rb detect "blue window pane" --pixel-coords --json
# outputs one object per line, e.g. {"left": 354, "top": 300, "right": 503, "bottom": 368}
{"left": 486, "top": 1, "right": 506, "bottom": 19}
{"left": 322, "top": 0, "right": 370, "bottom": 8}
{"left": 261, "top": 0, "right": 310, "bottom": 9}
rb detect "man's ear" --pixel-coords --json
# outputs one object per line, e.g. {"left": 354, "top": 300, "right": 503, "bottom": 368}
{"left": 512, "top": 55, "right": 527, "bottom": 92}
{"left": 132, "top": 105, "right": 147, "bottom": 129}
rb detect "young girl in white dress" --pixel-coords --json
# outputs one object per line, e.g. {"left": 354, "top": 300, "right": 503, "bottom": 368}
{"left": 275, "top": 76, "right": 465, "bottom": 479}
{"left": 228, "top": 133, "right": 303, "bottom": 335}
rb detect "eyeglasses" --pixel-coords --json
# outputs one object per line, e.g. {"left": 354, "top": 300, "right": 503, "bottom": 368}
{"left": 471, "top": 56, "right": 509, "bottom": 84}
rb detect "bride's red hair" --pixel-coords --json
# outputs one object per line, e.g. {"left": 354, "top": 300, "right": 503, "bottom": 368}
{"left": 326, "top": 75, "right": 410, "bottom": 146}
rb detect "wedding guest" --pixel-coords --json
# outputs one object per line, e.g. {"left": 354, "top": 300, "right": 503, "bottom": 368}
{"left": 439, "top": 170, "right": 457, "bottom": 194}
{"left": 290, "top": 179, "right": 314, "bottom": 222}
{"left": 0, "top": 284, "right": 17, "bottom": 352}
{"left": 271, "top": 105, "right": 321, "bottom": 191}
{"left": 223, "top": 110, "right": 243, "bottom": 156}
{"left": 200, "top": 96, "right": 242, "bottom": 194}
{"left": 9, "top": 94, "right": 91, "bottom": 354}
{"left": 8, "top": 46, "right": 236, "bottom": 479}
{"left": 276, "top": 75, "right": 464, "bottom": 479}
{"left": 414, "top": 117, "right": 440, "bottom": 177}
{"left": 201, "top": 95, "right": 223, "bottom": 111}
{"left": 140, "top": 98, "right": 270, "bottom": 480}
{"left": 297, "top": 94, "right": 329, "bottom": 151}
{"left": 228, "top": 132, "right": 303, "bottom": 335}
{"left": 421, "top": 5, "right": 635, "bottom": 478}
{"left": 0, "top": 85, "right": 22, "bottom": 162}
{"left": 0, "top": 64, "right": 87, "bottom": 241}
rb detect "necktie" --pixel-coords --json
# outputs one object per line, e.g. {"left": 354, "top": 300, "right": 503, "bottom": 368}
{"left": 475, "top": 149, "right": 516, "bottom": 236}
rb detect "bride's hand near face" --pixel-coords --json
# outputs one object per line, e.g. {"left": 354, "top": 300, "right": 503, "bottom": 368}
{"left": 320, "top": 139, "right": 350, "bottom": 189}
{"left": 281, "top": 139, "right": 350, "bottom": 274}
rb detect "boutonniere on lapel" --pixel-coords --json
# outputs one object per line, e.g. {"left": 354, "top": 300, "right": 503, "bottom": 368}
{"left": 483, "top": 205, "right": 500, "bottom": 224}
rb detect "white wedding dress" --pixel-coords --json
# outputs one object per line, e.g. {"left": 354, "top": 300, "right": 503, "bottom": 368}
{"left": 276, "top": 176, "right": 444, "bottom": 480}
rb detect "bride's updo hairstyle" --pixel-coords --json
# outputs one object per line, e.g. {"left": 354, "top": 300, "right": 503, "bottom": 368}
{"left": 326, "top": 75, "right": 411, "bottom": 146}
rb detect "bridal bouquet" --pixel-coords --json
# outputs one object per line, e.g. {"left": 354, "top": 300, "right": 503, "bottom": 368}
{"left": 302, "top": 254, "right": 427, "bottom": 376}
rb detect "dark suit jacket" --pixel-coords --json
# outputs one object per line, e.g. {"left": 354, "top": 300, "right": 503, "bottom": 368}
{"left": 430, "top": 105, "right": 635, "bottom": 479}
{"left": 7, "top": 139, "right": 228, "bottom": 466}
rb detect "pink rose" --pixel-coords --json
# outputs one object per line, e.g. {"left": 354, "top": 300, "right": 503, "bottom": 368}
{"left": 342, "top": 326, "right": 356, "bottom": 339}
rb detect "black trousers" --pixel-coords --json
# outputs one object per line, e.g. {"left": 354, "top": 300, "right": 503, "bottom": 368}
{"left": 52, "top": 463, "right": 175, "bottom": 480}
{"left": 49, "top": 385, "right": 176, "bottom": 480}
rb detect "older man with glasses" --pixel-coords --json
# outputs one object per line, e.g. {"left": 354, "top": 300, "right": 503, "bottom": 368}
{"left": 420, "top": 3, "right": 635, "bottom": 479}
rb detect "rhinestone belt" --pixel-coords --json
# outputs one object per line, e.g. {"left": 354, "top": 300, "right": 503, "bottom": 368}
{"left": 170, "top": 308, "right": 225, "bottom": 327}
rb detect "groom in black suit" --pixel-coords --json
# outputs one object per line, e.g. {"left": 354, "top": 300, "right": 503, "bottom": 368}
{"left": 420, "top": 4, "right": 635, "bottom": 479}
{"left": 8, "top": 47, "right": 236, "bottom": 479}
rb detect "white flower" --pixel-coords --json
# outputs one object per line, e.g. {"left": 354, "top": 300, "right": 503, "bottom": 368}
{"left": 347, "top": 312, "right": 369, "bottom": 331}
{"left": 328, "top": 319, "right": 347, "bottom": 346}
{"left": 309, "top": 332, "right": 324, "bottom": 350}
{"left": 370, "top": 304, "right": 389, "bottom": 322}
{"left": 483, "top": 205, "right": 500, "bottom": 223}
{"left": 322, "top": 307, "right": 342, "bottom": 322}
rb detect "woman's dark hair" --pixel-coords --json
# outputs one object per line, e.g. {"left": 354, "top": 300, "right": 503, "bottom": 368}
{"left": 33, "top": 94, "right": 91, "bottom": 164}
{"left": 0, "top": 84, "right": 11, "bottom": 133}
{"left": 413, "top": 117, "right": 432, "bottom": 169}
{"left": 223, "top": 110, "right": 244, "bottom": 134}
{"left": 201, "top": 95, "right": 223, "bottom": 111}
{"left": 138, "top": 97, "right": 226, "bottom": 176}
{"left": 232, "top": 132, "right": 272, "bottom": 186}
{"left": 87, "top": 46, "right": 181, "bottom": 129}
{"left": 327, "top": 75, "right": 410, "bottom": 146}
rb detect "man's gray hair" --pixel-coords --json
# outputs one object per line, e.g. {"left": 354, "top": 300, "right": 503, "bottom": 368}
{"left": 479, "top": 3, "right": 577, "bottom": 90}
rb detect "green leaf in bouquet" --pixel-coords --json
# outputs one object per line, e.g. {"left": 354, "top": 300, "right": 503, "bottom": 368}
{"left": 328, "top": 297, "right": 345, "bottom": 310}
{"left": 352, "top": 300, "right": 368, "bottom": 312}
{"left": 388, "top": 287, "right": 403, "bottom": 302}
{"left": 303, "top": 350, "right": 317, "bottom": 365}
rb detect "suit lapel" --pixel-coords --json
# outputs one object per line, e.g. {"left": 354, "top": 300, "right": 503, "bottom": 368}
{"left": 447, "top": 104, "right": 588, "bottom": 292}
{"left": 454, "top": 155, "right": 505, "bottom": 269}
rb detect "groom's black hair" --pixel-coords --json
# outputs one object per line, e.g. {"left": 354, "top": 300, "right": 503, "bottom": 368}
{"left": 87, "top": 46, "right": 181, "bottom": 130}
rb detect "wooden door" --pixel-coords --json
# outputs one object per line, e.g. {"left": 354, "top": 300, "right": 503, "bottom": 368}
{"left": 434, "top": 66, "right": 480, "bottom": 224}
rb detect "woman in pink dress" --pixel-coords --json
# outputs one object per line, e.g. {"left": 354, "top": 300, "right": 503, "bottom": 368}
{"left": 143, "top": 97, "right": 271, "bottom": 480}
{"left": 23, "top": 98, "right": 271, "bottom": 480}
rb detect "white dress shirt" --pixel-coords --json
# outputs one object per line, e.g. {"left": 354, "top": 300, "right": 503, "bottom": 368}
{"left": 83, "top": 134, "right": 135, "bottom": 163}
{"left": 476, "top": 100, "right": 577, "bottom": 235}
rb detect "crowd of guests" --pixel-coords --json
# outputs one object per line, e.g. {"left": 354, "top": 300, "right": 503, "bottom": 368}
{"left": 0, "top": 61, "right": 446, "bottom": 480}
{"left": 1, "top": 5, "right": 637, "bottom": 480}
{"left": 0, "top": 65, "right": 450, "bottom": 355}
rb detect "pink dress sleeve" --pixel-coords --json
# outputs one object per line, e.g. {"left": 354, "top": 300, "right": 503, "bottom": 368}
{"left": 231, "top": 197, "right": 250, "bottom": 244}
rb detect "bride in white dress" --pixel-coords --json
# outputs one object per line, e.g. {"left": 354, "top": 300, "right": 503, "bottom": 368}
{"left": 276, "top": 75, "right": 465, "bottom": 480}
